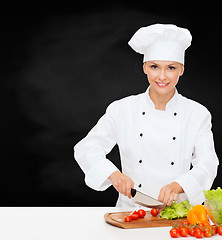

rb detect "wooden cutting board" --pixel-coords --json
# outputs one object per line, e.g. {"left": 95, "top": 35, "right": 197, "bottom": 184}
{"left": 104, "top": 211, "right": 187, "bottom": 229}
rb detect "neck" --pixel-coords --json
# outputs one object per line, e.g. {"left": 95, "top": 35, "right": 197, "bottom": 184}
{"left": 149, "top": 88, "right": 175, "bottom": 111}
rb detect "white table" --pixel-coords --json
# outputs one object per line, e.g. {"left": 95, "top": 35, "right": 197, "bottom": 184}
{"left": 0, "top": 207, "right": 221, "bottom": 240}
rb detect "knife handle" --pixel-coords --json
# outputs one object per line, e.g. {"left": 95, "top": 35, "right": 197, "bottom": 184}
{"left": 131, "top": 188, "right": 136, "bottom": 197}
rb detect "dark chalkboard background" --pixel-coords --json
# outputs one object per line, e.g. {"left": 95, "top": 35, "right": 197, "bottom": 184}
{"left": 1, "top": 2, "right": 222, "bottom": 206}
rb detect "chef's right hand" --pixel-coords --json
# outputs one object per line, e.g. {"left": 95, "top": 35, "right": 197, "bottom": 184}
{"left": 108, "top": 171, "right": 134, "bottom": 199}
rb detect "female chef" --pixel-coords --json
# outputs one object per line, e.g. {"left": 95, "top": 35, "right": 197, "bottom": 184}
{"left": 74, "top": 24, "right": 219, "bottom": 207}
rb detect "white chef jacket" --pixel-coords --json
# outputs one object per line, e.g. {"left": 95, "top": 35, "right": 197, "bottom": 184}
{"left": 74, "top": 87, "right": 219, "bottom": 207}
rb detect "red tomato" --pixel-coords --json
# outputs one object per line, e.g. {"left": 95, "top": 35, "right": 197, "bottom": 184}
{"left": 181, "top": 221, "right": 189, "bottom": 227}
{"left": 203, "top": 227, "right": 212, "bottom": 238}
{"left": 179, "top": 227, "right": 188, "bottom": 237}
{"left": 211, "top": 224, "right": 217, "bottom": 232}
{"left": 198, "top": 223, "right": 204, "bottom": 227}
{"left": 217, "top": 225, "right": 222, "bottom": 235}
{"left": 124, "top": 216, "right": 132, "bottom": 222}
{"left": 150, "top": 208, "right": 158, "bottom": 216}
{"left": 188, "top": 226, "right": 195, "bottom": 236}
{"left": 169, "top": 228, "right": 179, "bottom": 238}
{"left": 137, "top": 209, "right": 146, "bottom": 218}
{"left": 209, "top": 225, "right": 216, "bottom": 236}
{"left": 130, "top": 213, "right": 139, "bottom": 220}
{"left": 130, "top": 210, "right": 138, "bottom": 215}
{"left": 195, "top": 228, "right": 204, "bottom": 238}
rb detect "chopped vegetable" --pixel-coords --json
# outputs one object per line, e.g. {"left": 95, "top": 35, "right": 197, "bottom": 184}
{"left": 124, "top": 216, "right": 132, "bottom": 222}
{"left": 137, "top": 209, "right": 146, "bottom": 218}
{"left": 130, "top": 213, "right": 139, "bottom": 220}
{"left": 124, "top": 209, "right": 146, "bottom": 222}
{"left": 160, "top": 200, "right": 192, "bottom": 220}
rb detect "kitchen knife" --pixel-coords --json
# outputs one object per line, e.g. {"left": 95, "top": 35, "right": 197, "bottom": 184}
{"left": 131, "top": 188, "right": 166, "bottom": 209}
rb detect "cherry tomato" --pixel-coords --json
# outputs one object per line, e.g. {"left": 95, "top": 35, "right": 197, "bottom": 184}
{"left": 124, "top": 216, "right": 132, "bottom": 222}
{"left": 137, "top": 209, "right": 146, "bottom": 218}
{"left": 208, "top": 225, "right": 216, "bottom": 235}
{"left": 188, "top": 226, "right": 195, "bottom": 236}
{"left": 203, "top": 227, "right": 212, "bottom": 238}
{"left": 181, "top": 221, "right": 189, "bottom": 227}
{"left": 150, "top": 208, "right": 158, "bottom": 216}
{"left": 217, "top": 225, "right": 222, "bottom": 235}
{"left": 130, "top": 213, "right": 139, "bottom": 220}
{"left": 211, "top": 224, "right": 217, "bottom": 233}
{"left": 169, "top": 228, "right": 179, "bottom": 238}
{"left": 179, "top": 227, "right": 188, "bottom": 237}
{"left": 195, "top": 228, "right": 204, "bottom": 238}
{"left": 197, "top": 223, "right": 205, "bottom": 228}
{"left": 129, "top": 211, "right": 138, "bottom": 216}
{"left": 129, "top": 210, "right": 138, "bottom": 215}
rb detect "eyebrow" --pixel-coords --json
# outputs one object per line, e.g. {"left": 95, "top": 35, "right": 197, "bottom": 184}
{"left": 148, "top": 61, "right": 177, "bottom": 66}
{"left": 149, "top": 61, "right": 158, "bottom": 65}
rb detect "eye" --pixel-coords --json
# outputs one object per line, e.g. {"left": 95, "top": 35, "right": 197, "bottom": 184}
{"left": 151, "top": 65, "right": 158, "bottom": 69}
{"left": 168, "top": 66, "right": 176, "bottom": 70}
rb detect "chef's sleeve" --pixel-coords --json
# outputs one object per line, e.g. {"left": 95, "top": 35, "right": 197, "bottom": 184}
{"left": 175, "top": 109, "right": 219, "bottom": 205}
{"left": 74, "top": 101, "right": 120, "bottom": 191}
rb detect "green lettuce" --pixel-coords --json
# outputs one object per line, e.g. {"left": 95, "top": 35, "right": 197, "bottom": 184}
{"left": 160, "top": 200, "right": 192, "bottom": 220}
{"left": 204, "top": 187, "right": 222, "bottom": 224}
{"left": 204, "top": 187, "right": 222, "bottom": 209}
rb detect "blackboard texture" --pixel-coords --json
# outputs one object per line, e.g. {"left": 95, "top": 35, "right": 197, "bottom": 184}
{"left": 1, "top": 2, "right": 222, "bottom": 206}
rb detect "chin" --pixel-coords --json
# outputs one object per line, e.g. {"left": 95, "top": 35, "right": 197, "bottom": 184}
{"left": 153, "top": 86, "right": 173, "bottom": 95}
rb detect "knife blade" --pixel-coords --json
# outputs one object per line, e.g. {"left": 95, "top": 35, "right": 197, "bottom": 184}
{"left": 131, "top": 188, "right": 166, "bottom": 209}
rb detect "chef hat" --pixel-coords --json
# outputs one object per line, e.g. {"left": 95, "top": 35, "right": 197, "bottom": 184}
{"left": 128, "top": 24, "right": 192, "bottom": 64}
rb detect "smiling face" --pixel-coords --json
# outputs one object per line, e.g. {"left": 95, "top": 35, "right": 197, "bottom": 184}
{"left": 143, "top": 60, "right": 184, "bottom": 99}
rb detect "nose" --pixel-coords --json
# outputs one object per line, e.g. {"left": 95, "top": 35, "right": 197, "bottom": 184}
{"left": 158, "top": 69, "right": 167, "bottom": 81}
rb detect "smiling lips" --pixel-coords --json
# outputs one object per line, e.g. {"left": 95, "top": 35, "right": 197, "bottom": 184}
{"left": 155, "top": 82, "right": 170, "bottom": 87}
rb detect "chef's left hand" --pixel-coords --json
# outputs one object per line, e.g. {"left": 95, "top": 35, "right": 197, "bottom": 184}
{"left": 158, "top": 182, "right": 184, "bottom": 207}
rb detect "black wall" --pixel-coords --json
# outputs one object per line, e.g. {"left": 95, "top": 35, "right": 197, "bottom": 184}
{"left": 1, "top": 3, "right": 222, "bottom": 206}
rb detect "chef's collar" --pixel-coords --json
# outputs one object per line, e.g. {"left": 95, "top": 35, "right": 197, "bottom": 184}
{"left": 144, "top": 86, "right": 178, "bottom": 112}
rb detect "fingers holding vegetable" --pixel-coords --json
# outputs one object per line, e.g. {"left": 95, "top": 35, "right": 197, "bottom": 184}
{"left": 157, "top": 206, "right": 165, "bottom": 214}
{"left": 158, "top": 186, "right": 177, "bottom": 206}
{"left": 158, "top": 182, "right": 184, "bottom": 206}
{"left": 108, "top": 171, "right": 134, "bottom": 198}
